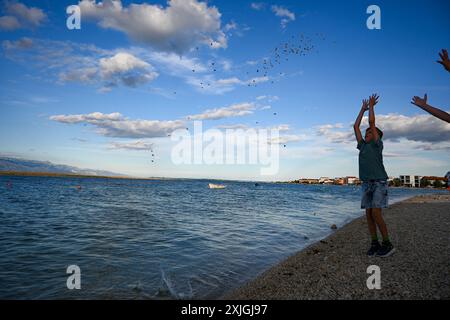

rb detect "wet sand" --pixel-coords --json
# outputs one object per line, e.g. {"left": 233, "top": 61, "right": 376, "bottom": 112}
{"left": 224, "top": 194, "right": 450, "bottom": 300}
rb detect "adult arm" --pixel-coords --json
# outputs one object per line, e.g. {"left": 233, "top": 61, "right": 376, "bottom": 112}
{"left": 411, "top": 94, "right": 450, "bottom": 123}
{"left": 437, "top": 49, "right": 450, "bottom": 73}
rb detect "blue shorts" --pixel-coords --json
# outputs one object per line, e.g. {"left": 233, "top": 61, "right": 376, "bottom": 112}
{"left": 361, "top": 180, "right": 388, "bottom": 209}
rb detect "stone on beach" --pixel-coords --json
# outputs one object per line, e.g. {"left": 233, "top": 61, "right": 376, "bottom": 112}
{"left": 223, "top": 194, "right": 450, "bottom": 300}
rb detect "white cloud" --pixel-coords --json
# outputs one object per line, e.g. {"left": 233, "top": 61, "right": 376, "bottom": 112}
{"left": 268, "top": 134, "right": 305, "bottom": 145}
{"left": 215, "top": 77, "right": 242, "bottom": 86}
{"left": 250, "top": 2, "right": 266, "bottom": 11}
{"left": 2, "top": 36, "right": 32, "bottom": 49}
{"left": 78, "top": 0, "right": 227, "bottom": 54}
{"left": 50, "top": 112, "right": 185, "bottom": 138}
{"left": 256, "top": 95, "right": 279, "bottom": 102}
{"left": 270, "top": 124, "right": 290, "bottom": 132}
{"left": 247, "top": 76, "right": 270, "bottom": 85}
{"left": 0, "top": 1, "right": 46, "bottom": 31}
{"left": 142, "top": 49, "right": 207, "bottom": 74}
{"left": 50, "top": 112, "right": 123, "bottom": 124}
{"left": 316, "top": 113, "right": 450, "bottom": 147}
{"left": 55, "top": 50, "right": 159, "bottom": 90}
{"left": 222, "top": 20, "right": 248, "bottom": 37}
{"left": 214, "top": 122, "right": 305, "bottom": 146}
{"left": 219, "top": 59, "right": 232, "bottom": 71}
{"left": 0, "top": 15, "right": 20, "bottom": 30}
{"left": 100, "top": 52, "right": 150, "bottom": 77}
{"left": 109, "top": 140, "right": 154, "bottom": 151}
{"left": 224, "top": 21, "right": 237, "bottom": 32}
{"left": 3, "top": 38, "right": 239, "bottom": 94}
{"left": 271, "top": 5, "right": 295, "bottom": 28}
{"left": 187, "top": 102, "right": 257, "bottom": 120}
{"left": 363, "top": 113, "right": 450, "bottom": 143}
{"left": 315, "top": 123, "right": 352, "bottom": 144}
{"left": 3, "top": 38, "right": 218, "bottom": 92}
{"left": 59, "top": 67, "right": 98, "bottom": 84}
{"left": 186, "top": 74, "right": 271, "bottom": 94}
{"left": 98, "top": 52, "right": 159, "bottom": 88}
{"left": 216, "top": 123, "right": 291, "bottom": 133}
{"left": 216, "top": 124, "right": 250, "bottom": 130}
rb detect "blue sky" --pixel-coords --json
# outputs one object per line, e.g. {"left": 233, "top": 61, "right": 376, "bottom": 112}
{"left": 0, "top": 0, "right": 449, "bottom": 180}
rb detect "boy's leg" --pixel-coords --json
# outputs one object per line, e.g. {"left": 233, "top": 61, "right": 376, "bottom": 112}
{"left": 372, "top": 208, "right": 395, "bottom": 257}
{"left": 371, "top": 181, "right": 390, "bottom": 241}
{"left": 371, "top": 208, "right": 389, "bottom": 241}
{"left": 365, "top": 208, "right": 378, "bottom": 240}
{"left": 366, "top": 208, "right": 381, "bottom": 256}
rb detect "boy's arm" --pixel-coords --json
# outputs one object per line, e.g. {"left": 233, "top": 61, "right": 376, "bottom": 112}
{"left": 354, "top": 99, "right": 369, "bottom": 143}
{"left": 368, "top": 94, "right": 380, "bottom": 142}
{"left": 411, "top": 94, "right": 450, "bottom": 123}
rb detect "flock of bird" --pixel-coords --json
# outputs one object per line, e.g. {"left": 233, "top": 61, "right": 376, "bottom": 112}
{"left": 184, "top": 33, "right": 325, "bottom": 91}
{"left": 157, "top": 33, "right": 329, "bottom": 163}
{"left": 187, "top": 33, "right": 325, "bottom": 90}
{"left": 244, "top": 33, "right": 320, "bottom": 87}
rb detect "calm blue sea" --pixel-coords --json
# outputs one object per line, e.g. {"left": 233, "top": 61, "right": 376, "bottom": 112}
{"left": 0, "top": 176, "right": 446, "bottom": 299}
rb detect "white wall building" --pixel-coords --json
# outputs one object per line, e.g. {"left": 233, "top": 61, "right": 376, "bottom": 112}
{"left": 399, "top": 175, "right": 422, "bottom": 188}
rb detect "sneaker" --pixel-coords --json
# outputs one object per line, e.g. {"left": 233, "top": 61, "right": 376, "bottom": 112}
{"left": 376, "top": 241, "right": 395, "bottom": 257}
{"left": 367, "top": 240, "right": 381, "bottom": 257}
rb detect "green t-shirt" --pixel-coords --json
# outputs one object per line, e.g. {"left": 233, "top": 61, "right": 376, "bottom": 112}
{"left": 357, "top": 138, "right": 388, "bottom": 181}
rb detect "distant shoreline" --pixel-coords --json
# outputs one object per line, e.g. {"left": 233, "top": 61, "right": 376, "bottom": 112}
{"left": 0, "top": 171, "right": 166, "bottom": 180}
{"left": 0, "top": 171, "right": 265, "bottom": 183}
{"left": 275, "top": 181, "right": 448, "bottom": 190}
{"left": 1, "top": 172, "right": 447, "bottom": 190}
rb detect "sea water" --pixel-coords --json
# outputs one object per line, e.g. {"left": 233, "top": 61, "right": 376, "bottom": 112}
{"left": 0, "top": 176, "right": 446, "bottom": 299}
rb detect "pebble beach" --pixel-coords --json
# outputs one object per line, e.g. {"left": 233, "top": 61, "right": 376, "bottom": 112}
{"left": 224, "top": 194, "right": 450, "bottom": 300}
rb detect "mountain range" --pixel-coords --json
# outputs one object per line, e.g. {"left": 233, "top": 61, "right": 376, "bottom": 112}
{"left": 0, "top": 156, "right": 123, "bottom": 177}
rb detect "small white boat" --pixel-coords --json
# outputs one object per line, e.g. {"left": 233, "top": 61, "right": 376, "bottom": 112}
{"left": 208, "top": 183, "right": 226, "bottom": 189}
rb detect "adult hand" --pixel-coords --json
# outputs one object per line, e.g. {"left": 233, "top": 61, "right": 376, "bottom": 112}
{"left": 437, "top": 49, "right": 450, "bottom": 73}
{"left": 411, "top": 94, "right": 428, "bottom": 108}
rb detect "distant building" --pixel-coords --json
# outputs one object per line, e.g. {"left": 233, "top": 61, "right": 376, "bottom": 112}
{"left": 399, "top": 175, "right": 422, "bottom": 188}
{"left": 319, "top": 177, "right": 334, "bottom": 184}
{"left": 422, "top": 176, "right": 447, "bottom": 185}
{"left": 334, "top": 178, "right": 345, "bottom": 185}
{"left": 345, "top": 176, "right": 359, "bottom": 185}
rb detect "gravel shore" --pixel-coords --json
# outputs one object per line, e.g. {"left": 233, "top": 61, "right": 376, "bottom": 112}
{"left": 224, "top": 194, "right": 450, "bottom": 300}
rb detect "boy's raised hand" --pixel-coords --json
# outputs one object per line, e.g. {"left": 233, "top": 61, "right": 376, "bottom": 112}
{"left": 369, "top": 94, "right": 379, "bottom": 107}
{"left": 361, "top": 99, "right": 369, "bottom": 111}
{"left": 411, "top": 94, "right": 428, "bottom": 108}
{"left": 437, "top": 49, "right": 450, "bottom": 73}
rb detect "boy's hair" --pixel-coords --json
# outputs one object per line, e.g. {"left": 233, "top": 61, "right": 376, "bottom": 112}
{"left": 366, "top": 127, "right": 383, "bottom": 139}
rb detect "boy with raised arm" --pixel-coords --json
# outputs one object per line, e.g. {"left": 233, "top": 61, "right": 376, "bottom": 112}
{"left": 353, "top": 94, "right": 395, "bottom": 257}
